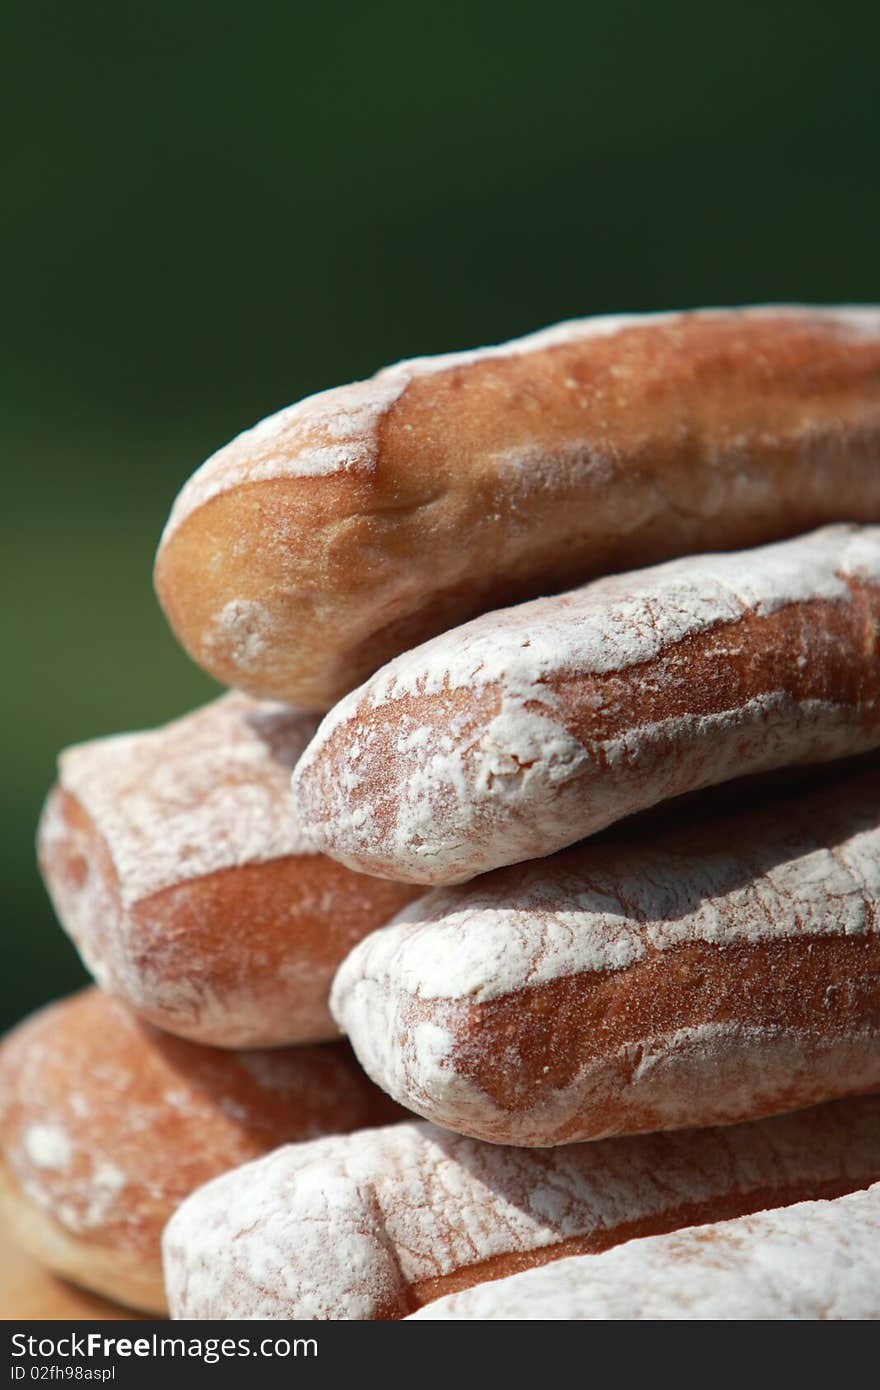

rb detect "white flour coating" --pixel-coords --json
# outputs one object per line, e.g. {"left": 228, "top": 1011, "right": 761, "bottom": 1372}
{"left": 162, "top": 1097, "right": 880, "bottom": 1319}
{"left": 317, "top": 524, "right": 880, "bottom": 710}
{"left": 381, "top": 304, "right": 880, "bottom": 377}
{"left": 0, "top": 991, "right": 398, "bottom": 1262}
{"left": 160, "top": 305, "right": 880, "bottom": 542}
{"left": 334, "top": 922, "right": 880, "bottom": 1145}
{"left": 161, "top": 373, "right": 409, "bottom": 541}
{"left": 23, "top": 1124, "right": 73, "bottom": 1170}
{"left": 332, "top": 767, "right": 880, "bottom": 1006}
{"left": 331, "top": 767, "right": 880, "bottom": 1143}
{"left": 39, "top": 692, "right": 417, "bottom": 1049}
{"left": 56, "top": 690, "right": 319, "bottom": 906}
{"left": 39, "top": 772, "right": 397, "bottom": 1045}
{"left": 203, "top": 599, "right": 283, "bottom": 677}
{"left": 337, "top": 989, "right": 880, "bottom": 1145}
{"left": 308, "top": 693, "right": 871, "bottom": 883}
{"left": 293, "top": 524, "right": 880, "bottom": 882}
{"left": 410, "top": 1182, "right": 880, "bottom": 1320}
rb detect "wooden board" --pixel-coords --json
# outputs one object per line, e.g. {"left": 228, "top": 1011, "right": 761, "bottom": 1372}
{"left": 0, "top": 1224, "right": 140, "bottom": 1321}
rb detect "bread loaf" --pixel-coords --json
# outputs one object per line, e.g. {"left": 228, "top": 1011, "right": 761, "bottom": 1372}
{"left": 0, "top": 989, "right": 404, "bottom": 1313}
{"left": 155, "top": 305, "right": 880, "bottom": 710}
{"left": 295, "top": 524, "right": 880, "bottom": 884}
{"left": 331, "top": 761, "right": 880, "bottom": 1144}
{"left": 162, "top": 1097, "right": 880, "bottom": 1319}
{"left": 409, "top": 1182, "right": 880, "bottom": 1319}
{"left": 37, "top": 692, "right": 417, "bottom": 1046}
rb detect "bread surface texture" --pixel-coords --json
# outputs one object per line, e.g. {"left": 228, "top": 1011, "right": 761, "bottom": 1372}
{"left": 0, "top": 989, "right": 403, "bottom": 1313}
{"left": 409, "top": 1181, "right": 880, "bottom": 1320}
{"left": 331, "top": 761, "right": 880, "bottom": 1143}
{"left": 296, "top": 524, "right": 880, "bottom": 883}
{"left": 163, "top": 1096, "right": 880, "bottom": 1319}
{"left": 155, "top": 305, "right": 880, "bottom": 709}
{"left": 37, "top": 691, "right": 417, "bottom": 1046}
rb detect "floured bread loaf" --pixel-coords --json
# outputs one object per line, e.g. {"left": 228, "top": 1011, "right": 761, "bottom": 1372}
{"left": 295, "top": 524, "right": 880, "bottom": 884}
{"left": 37, "top": 692, "right": 417, "bottom": 1046}
{"left": 0, "top": 989, "right": 404, "bottom": 1314}
{"left": 163, "top": 1096, "right": 880, "bottom": 1319}
{"left": 155, "top": 306, "right": 880, "bottom": 710}
{"left": 409, "top": 1182, "right": 880, "bottom": 1319}
{"left": 331, "top": 761, "right": 880, "bottom": 1144}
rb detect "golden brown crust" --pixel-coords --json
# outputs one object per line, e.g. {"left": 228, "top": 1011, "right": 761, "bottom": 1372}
{"left": 331, "top": 761, "right": 880, "bottom": 1143}
{"left": 37, "top": 693, "right": 419, "bottom": 1047}
{"left": 294, "top": 527, "right": 880, "bottom": 884}
{"left": 387, "top": 936, "right": 880, "bottom": 1143}
{"left": 0, "top": 989, "right": 404, "bottom": 1314}
{"left": 40, "top": 785, "right": 415, "bottom": 1046}
{"left": 155, "top": 307, "right": 880, "bottom": 708}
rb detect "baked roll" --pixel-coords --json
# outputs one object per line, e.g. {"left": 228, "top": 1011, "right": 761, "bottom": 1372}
{"left": 163, "top": 1096, "right": 880, "bottom": 1319}
{"left": 0, "top": 989, "right": 404, "bottom": 1314}
{"left": 331, "top": 761, "right": 880, "bottom": 1144}
{"left": 409, "top": 1182, "right": 880, "bottom": 1320}
{"left": 155, "top": 305, "right": 880, "bottom": 710}
{"left": 295, "top": 524, "right": 880, "bottom": 884}
{"left": 37, "top": 692, "right": 417, "bottom": 1047}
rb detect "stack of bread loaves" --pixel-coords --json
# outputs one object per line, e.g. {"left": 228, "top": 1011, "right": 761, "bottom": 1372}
{"left": 5, "top": 306, "right": 880, "bottom": 1320}
{"left": 1, "top": 703, "right": 414, "bottom": 1311}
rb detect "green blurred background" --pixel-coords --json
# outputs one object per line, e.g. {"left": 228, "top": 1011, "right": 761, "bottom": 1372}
{"left": 3, "top": 0, "right": 879, "bottom": 1033}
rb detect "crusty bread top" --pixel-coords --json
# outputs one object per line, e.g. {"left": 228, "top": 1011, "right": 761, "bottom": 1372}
{"left": 162, "top": 1096, "right": 880, "bottom": 1320}
{"left": 409, "top": 1182, "right": 880, "bottom": 1320}
{"left": 46, "top": 691, "right": 318, "bottom": 906}
{"left": 155, "top": 305, "right": 880, "bottom": 709}
{"left": 161, "top": 306, "right": 880, "bottom": 539}
{"left": 331, "top": 759, "right": 880, "bottom": 1010}
{"left": 293, "top": 524, "right": 880, "bottom": 881}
